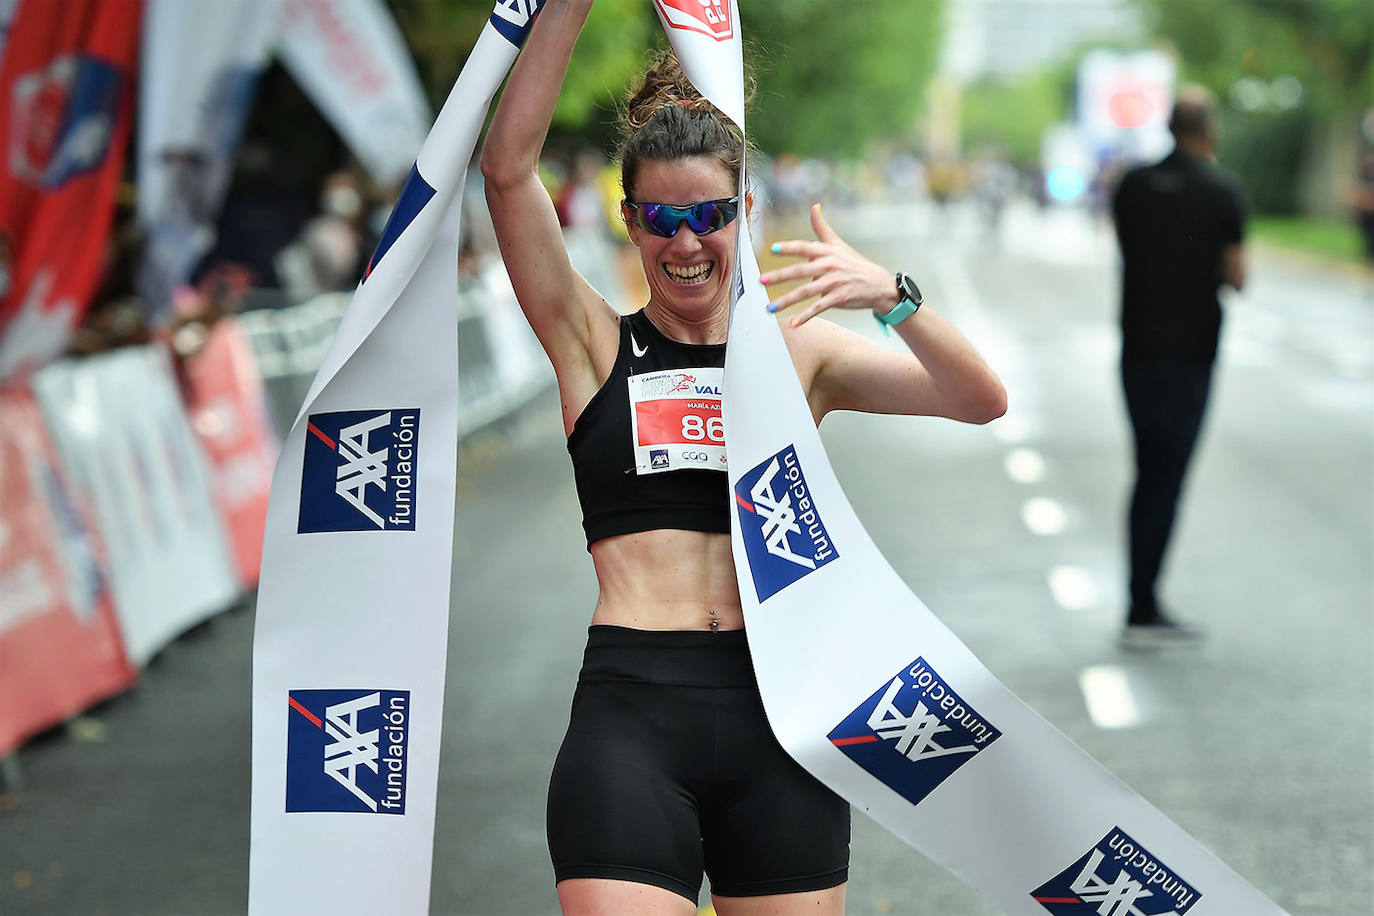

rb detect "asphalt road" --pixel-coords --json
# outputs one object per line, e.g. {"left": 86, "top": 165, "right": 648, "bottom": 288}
{"left": 1, "top": 200, "right": 1370, "bottom": 915}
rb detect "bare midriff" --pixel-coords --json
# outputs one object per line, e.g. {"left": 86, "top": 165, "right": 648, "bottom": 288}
{"left": 588, "top": 528, "right": 744, "bottom": 631}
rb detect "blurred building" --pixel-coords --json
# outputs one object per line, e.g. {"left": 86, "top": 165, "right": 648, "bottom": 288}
{"left": 940, "top": 0, "right": 1142, "bottom": 84}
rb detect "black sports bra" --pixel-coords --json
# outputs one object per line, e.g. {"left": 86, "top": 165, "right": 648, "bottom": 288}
{"left": 566, "top": 310, "right": 729, "bottom": 547}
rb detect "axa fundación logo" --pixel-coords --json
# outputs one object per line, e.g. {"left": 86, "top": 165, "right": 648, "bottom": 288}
{"left": 1031, "top": 827, "right": 1201, "bottom": 915}
{"left": 828, "top": 657, "right": 1000, "bottom": 807}
{"left": 733, "top": 445, "right": 837, "bottom": 601}
{"left": 298, "top": 408, "right": 419, "bottom": 533}
{"left": 286, "top": 689, "right": 410, "bottom": 814}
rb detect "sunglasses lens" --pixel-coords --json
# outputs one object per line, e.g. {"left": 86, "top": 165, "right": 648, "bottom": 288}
{"left": 688, "top": 200, "right": 725, "bottom": 234}
{"left": 641, "top": 204, "right": 681, "bottom": 237}
{"left": 633, "top": 198, "right": 739, "bottom": 237}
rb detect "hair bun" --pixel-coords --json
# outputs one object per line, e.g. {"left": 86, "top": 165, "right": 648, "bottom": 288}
{"left": 616, "top": 47, "right": 755, "bottom": 201}
{"left": 623, "top": 49, "right": 719, "bottom": 131}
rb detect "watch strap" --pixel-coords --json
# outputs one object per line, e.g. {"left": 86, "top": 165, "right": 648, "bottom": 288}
{"left": 872, "top": 273, "right": 921, "bottom": 336}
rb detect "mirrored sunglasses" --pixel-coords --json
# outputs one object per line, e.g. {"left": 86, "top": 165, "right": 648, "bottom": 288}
{"left": 624, "top": 196, "right": 740, "bottom": 238}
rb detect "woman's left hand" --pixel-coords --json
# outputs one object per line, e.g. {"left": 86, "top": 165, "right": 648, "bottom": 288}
{"left": 760, "top": 203, "right": 898, "bottom": 327}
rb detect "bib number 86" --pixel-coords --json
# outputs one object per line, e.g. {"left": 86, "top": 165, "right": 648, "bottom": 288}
{"left": 682, "top": 414, "right": 725, "bottom": 442}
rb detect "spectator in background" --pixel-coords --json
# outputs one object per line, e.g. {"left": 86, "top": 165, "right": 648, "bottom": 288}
{"left": 1111, "top": 84, "right": 1247, "bottom": 649}
{"left": 69, "top": 185, "right": 152, "bottom": 356}
{"left": 274, "top": 170, "right": 365, "bottom": 303}
{"left": 1352, "top": 136, "right": 1374, "bottom": 271}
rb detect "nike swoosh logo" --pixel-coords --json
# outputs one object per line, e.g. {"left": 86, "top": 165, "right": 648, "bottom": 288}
{"left": 631, "top": 333, "right": 648, "bottom": 358}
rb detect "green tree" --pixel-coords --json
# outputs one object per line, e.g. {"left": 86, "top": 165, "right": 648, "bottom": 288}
{"left": 386, "top": 0, "right": 653, "bottom": 128}
{"left": 1140, "top": 0, "right": 1372, "bottom": 116}
{"left": 959, "top": 71, "right": 1071, "bottom": 168}
{"left": 1136, "top": 0, "right": 1373, "bottom": 215}
{"left": 386, "top": 0, "right": 944, "bottom": 160}
{"left": 741, "top": 0, "right": 943, "bottom": 158}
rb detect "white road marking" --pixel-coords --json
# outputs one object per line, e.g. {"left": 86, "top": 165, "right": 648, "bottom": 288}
{"left": 1004, "top": 447, "right": 1046, "bottom": 483}
{"left": 1078, "top": 665, "right": 1142, "bottom": 730}
{"left": 993, "top": 414, "right": 1031, "bottom": 444}
{"left": 1021, "top": 497, "right": 1067, "bottom": 536}
{"left": 1047, "top": 565, "right": 1098, "bottom": 610}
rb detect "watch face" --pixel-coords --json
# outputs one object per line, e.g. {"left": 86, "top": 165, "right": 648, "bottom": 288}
{"left": 897, "top": 273, "right": 922, "bottom": 304}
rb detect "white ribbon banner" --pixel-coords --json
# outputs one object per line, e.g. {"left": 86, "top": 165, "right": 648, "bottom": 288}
{"left": 656, "top": 2, "right": 1288, "bottom": 914}
{"left": 247, "top": 4, "right": 540, "bottom": 913}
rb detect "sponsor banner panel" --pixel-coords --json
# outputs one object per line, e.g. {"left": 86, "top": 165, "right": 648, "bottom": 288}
{"left": 276, "top": 0, "right": 430, "bottom": 185}
{"left": 31, "top": 346, "right": 239, "bottom": 665}
{"left": 178, "top": 318, "right": 278, "bottom": 587}
{"left": 0, "top": 0, "right": 142, "bottom": 380}
{"left": 248, "top": 5, "right": 542, "bottom": 913}
{"left": 660, "top": 5, "right": 1288, "bottom": 914}
{"left": 137, "top": 0, "right": 279, "bottom": 318}
{"left": 0, "top": 386, "right": 133, "bottom": 755}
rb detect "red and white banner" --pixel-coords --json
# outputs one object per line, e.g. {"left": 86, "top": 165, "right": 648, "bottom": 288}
{"left": 0, "top": 0, "right": 141, "bottom": 381}
{"left": 31, "top": 346, "right": 239, "bottom": 665}
{"left": 659, "top": 3, "right": 1289, "bottom": 914}
{"left": 178, "top": 317, "right": 279, "bottom": 588}
{"left": 0, "top": 386, "right": 134, "bottom": 757}
{"left": 276, "top": 0, "right": 431, "bottom": 186}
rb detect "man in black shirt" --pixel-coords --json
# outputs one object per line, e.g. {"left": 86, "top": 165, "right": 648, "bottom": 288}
{"left": 1111, "top": 85, "right": 1247, "bottom": 648}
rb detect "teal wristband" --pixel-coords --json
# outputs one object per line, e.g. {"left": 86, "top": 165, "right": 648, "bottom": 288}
{"left": 872, "top": 298, "right": 920, "bottom": 336}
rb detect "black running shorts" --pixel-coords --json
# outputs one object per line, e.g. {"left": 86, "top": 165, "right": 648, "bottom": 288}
{"left": 546, "top": 625, "right": 851, "bottom": 901}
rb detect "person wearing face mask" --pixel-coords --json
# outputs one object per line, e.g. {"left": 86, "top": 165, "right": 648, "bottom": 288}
{"left": 274, "top": 170, "right": 364, "bottom": 302}
{"left": 480, "top": 3, "right": 1006, "bottom": 914}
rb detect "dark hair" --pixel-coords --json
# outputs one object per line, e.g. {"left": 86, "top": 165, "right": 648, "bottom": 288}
{"left": 617, "top": 49, "right": 754, "bottom": 201}
{"left": 1169, "top": 84, "right": 1218, "bottom": 141}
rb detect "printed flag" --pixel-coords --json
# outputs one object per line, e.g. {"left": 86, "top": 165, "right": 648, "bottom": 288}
{"left": 0, "top": 0, "right": 141, "bottom": 381}
{"left": 276, "top": 0, "right": 431, "bottom": 186}
{"left": 136, "top": 0, "right": 280, "bottom": 320}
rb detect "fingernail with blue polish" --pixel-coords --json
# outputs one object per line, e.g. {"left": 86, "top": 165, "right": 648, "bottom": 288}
{"left": 770, "top": 243, "right": 781, "bottom": 254}
{"left": 766, "top": 302, "right": 778, "bottom": 313}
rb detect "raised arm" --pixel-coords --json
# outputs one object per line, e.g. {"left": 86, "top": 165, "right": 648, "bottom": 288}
{"left": 763, "top": 205, "right": 1007, "bottom": 425}
{"left": 480, "top": 0, "right": 615, "bottom": 418}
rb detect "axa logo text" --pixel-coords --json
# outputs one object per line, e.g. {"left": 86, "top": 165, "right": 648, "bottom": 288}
{"left": 299, "top": 408, "right": 419, "bottom": 533}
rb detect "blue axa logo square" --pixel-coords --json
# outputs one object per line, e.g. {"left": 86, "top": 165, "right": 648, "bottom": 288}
{"left": 827, "top": 657, "right": 1000, "bottom": 807}
{"left": 299, "top": 408, "right": 419, "bottom": 533}
{"left": 733, "top": 445, "right": 838, "bottom": 601}
{"left": 1031, "top": 827, "right": 1201, "bottom": 914}
{"left": 286, "top": 689, "right": 410, "bottom": 814}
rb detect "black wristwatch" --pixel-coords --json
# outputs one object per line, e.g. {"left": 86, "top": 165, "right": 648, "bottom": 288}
{"left": 873, "top": 272, "right": 923, "bottom": 334}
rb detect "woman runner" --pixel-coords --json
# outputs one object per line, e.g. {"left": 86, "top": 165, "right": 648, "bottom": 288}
{"left": 479, "top": 3, "right": 1007, "bottom": 913}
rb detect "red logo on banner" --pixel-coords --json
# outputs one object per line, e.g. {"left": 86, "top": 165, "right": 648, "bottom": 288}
{"left": 1106, "top": 77, "right": 1167, "bottom": 130}
{"left": 653, "top": 0, "right": 732, "bottom": 40}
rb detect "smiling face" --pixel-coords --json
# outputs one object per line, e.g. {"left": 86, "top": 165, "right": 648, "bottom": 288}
{"left": 623, "top": 155, "right": 738, "bottom": 321}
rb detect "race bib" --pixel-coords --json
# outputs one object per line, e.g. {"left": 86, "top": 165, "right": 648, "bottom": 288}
{"left": 628, "top": 367, "right": 726, "bottom": 475}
